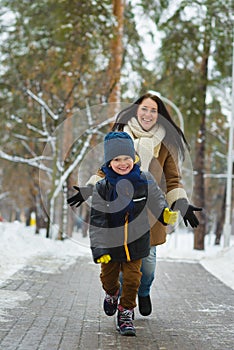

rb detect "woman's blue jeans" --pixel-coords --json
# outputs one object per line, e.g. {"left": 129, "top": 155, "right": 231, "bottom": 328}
{"left": 138, "top": 246, "right": 156, "bottom": 297}
{"left": 119, "top": 246, "right": 156, "bottom": 297}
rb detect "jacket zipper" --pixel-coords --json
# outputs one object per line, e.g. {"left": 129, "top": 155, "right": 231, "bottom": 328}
{"left": 124, "top": 212, "right": 131, "bottom": 261}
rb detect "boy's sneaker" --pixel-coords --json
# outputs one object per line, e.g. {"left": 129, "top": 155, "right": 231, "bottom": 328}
{"left": 117, "top": 305, "right": 136, "bottom": 336}
{"left": 103, "top": 290, "right": 119, "bottom": 316}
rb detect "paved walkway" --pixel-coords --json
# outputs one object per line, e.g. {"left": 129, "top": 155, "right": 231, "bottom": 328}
{"left": 0, "top": 255, "right": 234, "bottom": 350}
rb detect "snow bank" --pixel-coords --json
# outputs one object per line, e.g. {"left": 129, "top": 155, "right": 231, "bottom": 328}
{"left": 157, "top": 229, "right": 234, "bottom": 290}
{"left": 0, "top": 222, "right": 90, "bottom": 284}
{"left": 0, "top": 222, "right": 233, "bottom": 290}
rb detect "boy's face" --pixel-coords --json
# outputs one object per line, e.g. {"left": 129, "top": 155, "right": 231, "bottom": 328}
{"left": 110, "top": 155, "right": 134, "bottom": 175}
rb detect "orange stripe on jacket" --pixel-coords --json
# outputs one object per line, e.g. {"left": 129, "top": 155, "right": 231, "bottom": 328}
{"left": 124, "top": 213, "right": 131, "bottom": 262}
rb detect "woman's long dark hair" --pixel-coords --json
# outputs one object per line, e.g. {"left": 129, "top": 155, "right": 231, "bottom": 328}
{"left": 111, "top": 93, "right": 190, "bottom": 160}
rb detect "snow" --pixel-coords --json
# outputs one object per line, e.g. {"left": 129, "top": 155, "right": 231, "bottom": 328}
{"left": 0, "top": 221, "right": 233, "bottom": 289}
{"left": 0, "top": 222, "right": 90, "bottom": 284}
{"left": 0, "top": 221, "right": 233, "bottom": 320}
{"left": 157, "top": 229, "right": 234, "bottom": 291}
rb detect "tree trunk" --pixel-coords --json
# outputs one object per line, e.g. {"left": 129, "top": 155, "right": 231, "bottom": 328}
{"left": 193, "top": 114, "right": 206, "bottom": 250}
{"left": 106, "top": 0, "right": 125, "bottom": 104}
{"left": 214, "top": 186, "right": 226, "bottom": 245}
{"left": 193, "top": 33, "right": 211, "bottom": 250}
{"left": 63, "top": 76, "right": 77, "bottom": 238}
{"left": 63, "top": 120, "right": 76, "bottom": 238}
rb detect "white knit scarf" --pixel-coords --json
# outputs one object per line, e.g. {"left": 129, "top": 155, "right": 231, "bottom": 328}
{"left": 124, "top": 117, "right": 166, "bottom": 171}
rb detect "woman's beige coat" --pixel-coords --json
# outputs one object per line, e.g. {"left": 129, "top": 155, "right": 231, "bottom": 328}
{"left": 147, "top": 143, "right": 187, "bottom": 246}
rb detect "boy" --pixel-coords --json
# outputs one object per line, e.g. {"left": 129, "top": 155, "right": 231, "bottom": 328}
{"left": 83, "top": 132, "right": 177, "bottom": 336}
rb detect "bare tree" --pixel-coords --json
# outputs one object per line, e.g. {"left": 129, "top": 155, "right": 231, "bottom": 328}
{"left": 0, "top": 90, "right": 114, "bottom": 238}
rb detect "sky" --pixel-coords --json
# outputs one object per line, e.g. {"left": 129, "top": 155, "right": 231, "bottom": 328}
{"left": 0, "top": 221, "right": 233, "bottom": 320}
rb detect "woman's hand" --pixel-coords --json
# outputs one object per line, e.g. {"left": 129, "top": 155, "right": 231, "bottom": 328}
{"left": 172, "top": 198, "right": 202, "bottom": 228}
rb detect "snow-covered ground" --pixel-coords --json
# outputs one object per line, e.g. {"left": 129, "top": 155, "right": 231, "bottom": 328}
{"left": 1, "top": 222, "right": 234, "bottom": 289}
{"left": 0, "top": 222, "right": 91, "bottom": 321}
{"left": 0, "top": 222, "right": 234, "bottom": 289}
{"left": 158, "top": 228, "right": 234, "bottom": 291}
{"left": 0, "top": 222, "right": 90, "bottom": 285}
{"left": 0, "top": 221, "right": 233, "bottom": 320}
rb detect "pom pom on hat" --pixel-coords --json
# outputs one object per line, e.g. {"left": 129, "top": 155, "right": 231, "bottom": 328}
{"left": 104, "top": 132, "right": 135, "bottom": 163}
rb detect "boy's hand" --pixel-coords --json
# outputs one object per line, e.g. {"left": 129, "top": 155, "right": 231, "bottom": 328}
{"left": 97, "top": 255, "right": 111, "bottom": 264}
{"left": 67, "top": 185, "right": 93, "bottom": 207}
{"left": 163, "top": 208, "right": 178, "bottom": 225}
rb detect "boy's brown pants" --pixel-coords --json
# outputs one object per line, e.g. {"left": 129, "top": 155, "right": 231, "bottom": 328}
{"left": 100, "top": 259, "right": 142, "bottom": 310}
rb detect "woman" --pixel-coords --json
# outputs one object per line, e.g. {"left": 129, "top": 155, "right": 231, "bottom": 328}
{"left": 110, "top": 93, "right": 201, "bottom": 316}
{"left": 68, "top": 92, "right": 202, "bottom": 316}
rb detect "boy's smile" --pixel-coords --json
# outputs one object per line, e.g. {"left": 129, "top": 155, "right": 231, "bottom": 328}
{"left": 110, "top": 155, "right": 134, "bottom": 175}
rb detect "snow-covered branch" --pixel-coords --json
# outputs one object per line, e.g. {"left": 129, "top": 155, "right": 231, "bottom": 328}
{"left": 87, "top": 114, "right": 115, "bottom": 133}
{"left": 85, "top": 98, "right": 94, "bottom": 126}
{"left": 51, "top": 134, "right": 93, "bottom": 200}
{"left": 10, "top": 115, "right": 23, "bottom": 123}
{"left": 13, "top": 133, "right": 51, "bottom": 143}
{"left": 0, "top": 150, "right": 53, "bottom": 173}
{"left": 12, "top": 133, "right": 30, "bottom": 141}
{"left": 41, "top": 104, "right": 49, "bottom": 134}
{"left": 26, "top": 123, "right": 48, "bottom": 136}
{"left": 51, "top": 114, "right": 115, "bottom": 201}
{"left": 21, "top": 140, "right": 37, "bottom": 157}
{"left": 26, "top": 89, "right": 59, "bottom": 121}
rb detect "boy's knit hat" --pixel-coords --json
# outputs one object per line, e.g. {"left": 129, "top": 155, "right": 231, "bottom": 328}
{"left": 104, "top": 131, "right": 135, "bottom": 163}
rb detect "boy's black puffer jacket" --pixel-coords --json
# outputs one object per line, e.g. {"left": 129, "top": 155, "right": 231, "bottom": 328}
{"left": 89, "top": 171, "right": 168, "bottom": 263}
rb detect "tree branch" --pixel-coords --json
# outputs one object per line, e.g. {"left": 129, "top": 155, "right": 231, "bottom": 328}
{"left": 26, "top": 89, "right": 59, "bottom": 120}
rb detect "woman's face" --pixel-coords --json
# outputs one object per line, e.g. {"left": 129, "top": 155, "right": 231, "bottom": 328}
{"left": 136, "top": 98, "right": 158, "bottom": 131}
